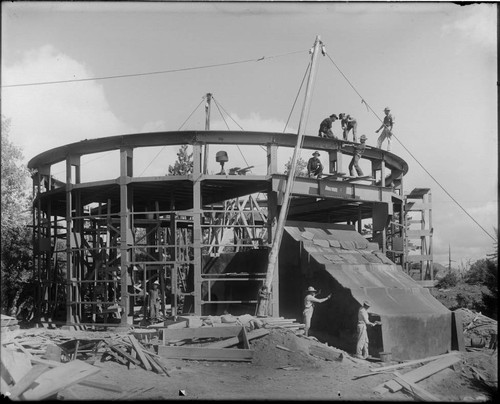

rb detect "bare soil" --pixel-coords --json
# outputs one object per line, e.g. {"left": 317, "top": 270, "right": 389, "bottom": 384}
{"left": 4, "top": 326, "right": 496, "bottom": 402}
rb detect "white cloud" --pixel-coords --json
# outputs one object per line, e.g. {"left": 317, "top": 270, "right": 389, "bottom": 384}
{"left": 441, "top": 4, "right": 496, "bottom": 50}
{"left": 2, "top": 45, "right": 132, "bottom": 164}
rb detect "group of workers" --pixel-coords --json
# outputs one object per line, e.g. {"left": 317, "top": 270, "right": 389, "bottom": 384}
{"left": 303, "top": 286, "right": 380, "bottom": 360}
{"left": 309, "top": 107, "right": 394, "bottom": 179}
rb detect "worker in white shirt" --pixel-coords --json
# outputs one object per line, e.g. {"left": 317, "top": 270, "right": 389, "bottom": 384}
{"left": 356, "top": 300, "right": 380, "bottom": 359}
{"left": 303, "top": 286, "right": 331, "bottom": 337}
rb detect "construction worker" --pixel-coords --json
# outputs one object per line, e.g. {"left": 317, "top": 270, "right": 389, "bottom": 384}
{"left": 149, "top": 280, "right": 161, "bottom": 323}
{"left": 339, "top": 113, "right": 358, "bottom": 142}
{"left": 356, "top": 300, "right": 379, "bottom": 359}
{"left": 303, "top": 286, "right": 331, "bottom": 337}
{"left": 349, "top": 135, "right": 367, "bottom": 177}
{"left": 318, "top": 114, "right": 338, "bottom": 139}
{"left": 376, "top": 107, "right": 395, "bottom": 151}
{"left": 307, "top": 151, "right": 323, "bottom": 178}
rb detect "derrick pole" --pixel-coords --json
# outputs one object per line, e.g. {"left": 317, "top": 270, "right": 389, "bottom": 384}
{"left": 263, "top": 36, "right": 323, "bottom": 294}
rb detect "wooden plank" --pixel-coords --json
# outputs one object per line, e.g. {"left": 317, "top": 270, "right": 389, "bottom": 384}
{"left": 78, "top": 379, "right": 123, "bottom": 393}
{"left": 309, "top": 344, "right": 343, "bottom": 361}
{"left": 370, "top": 352, "right": 459, "bottom": 373}
{"left": 158, "top": 346, "right": 253, "bottom": 361}
{"left": 240, "top": 327, "right": 250, "bottom": 349}
{"left": 162, "top": 326, "right": 242, "bottom": 342}
{"left": 405, "top": 254, "right": 432, "bottom": 262}
{"left": 392, "top": 371, "right": 439, "bottom": 401}
{"left": 8, "top": 365, "right": 49, "bottom": 400}
{"left": 207, "top": 328, "right": 269, "bottom": 349}
{"left": 143, "top": 352, "right": 171, "bottom": 377}
{"left": 103, "top": 349, "right": 127, "bottom": 365}
{"left": 107, "top": 343, "right": 141, "bottom": 366}
{"left": 0, "top": 348, "right": 32, "bottom": 385}
{"left": 129, "top": 335, "right": 152, "bottom": 371}
{"left": 21, "top": 360, "right": 100, "bottom": 401}
{"left": 376, "top": 354, "right": 461, "bottom": 394}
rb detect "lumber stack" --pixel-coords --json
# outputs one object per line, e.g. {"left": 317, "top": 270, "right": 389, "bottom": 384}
{"left": 0, "top": 344, "right": 101, "bottom": 400}
{"left": 102, "top": 334, "right": 170, "bottom": 376}
{"left": 371, "top": 352, "right": 462, "bottom": 400}
{"left": 260, "top": 317, "right": 304, "bottom": 331}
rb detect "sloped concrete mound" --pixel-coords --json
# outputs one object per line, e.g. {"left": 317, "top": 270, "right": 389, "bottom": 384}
{"left": 279, "top": 221, "right": 454, "bottom": 360}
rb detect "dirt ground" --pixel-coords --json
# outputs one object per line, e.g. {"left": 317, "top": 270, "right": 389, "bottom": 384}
{"left": 4, "top": 326, "right": 497, "bottom": 402}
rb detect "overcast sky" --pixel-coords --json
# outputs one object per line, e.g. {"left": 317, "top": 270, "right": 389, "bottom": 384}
{"left": 1, "top": 1, "right": 497, "bottom": 266}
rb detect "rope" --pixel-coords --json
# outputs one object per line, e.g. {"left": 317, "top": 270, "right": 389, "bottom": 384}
{"left": 2, "top": 50, "right": 307, "bottom": 88}
{"left": 324, "top": 50, "right": 496, "bottom": 242}
{"left": 138, "top": 96, "right": 205, "bottom": 177}
{"left": 283, "top": 60, "right": 311, "bottom": 133}
{"left": 212, "top": 97, "right": 250, "bottom": 167}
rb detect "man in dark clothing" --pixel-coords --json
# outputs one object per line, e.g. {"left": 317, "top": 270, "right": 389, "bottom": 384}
{"left": 349, "top": 135, "right": 367, "bottom": 177}
{"left": 307, "top": 151, "right": 323, "bottom": 178}
{"left": 339, "top": 113, "right": 358, "bottom": 142}
{"left": 318, "top": 114, "right": 338, "bottom": 138}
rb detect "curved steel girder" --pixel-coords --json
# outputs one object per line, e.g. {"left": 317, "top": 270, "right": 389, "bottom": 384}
{"left": 28, "top": 130, "right": 408, "bottom": 176}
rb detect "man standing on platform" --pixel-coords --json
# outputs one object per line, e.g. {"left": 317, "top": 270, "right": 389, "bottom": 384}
{"left": 349, "top": 135, "right": 367, "bottom": 177}
{"left": 339, "top": 113, "right": 358, "bottom": 142}
{"left": 376, "top": 107, "right": 395, "bottom": 151}
{"left": 303, "top": 286, "right": 331, "bottom": 337}
{"left": 149, "top": 280, "right": 161, "bottom": 323}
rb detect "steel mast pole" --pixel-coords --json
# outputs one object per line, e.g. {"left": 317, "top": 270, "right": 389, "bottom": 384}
{"left": 203, "top": 93, "right": 212, "bottom": 174}
{"left": 263, "top": 36, "right": 323, "bottom": 292}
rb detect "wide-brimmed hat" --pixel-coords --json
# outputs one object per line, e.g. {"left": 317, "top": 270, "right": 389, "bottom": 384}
{"left": 307, "top": 286, "right": 318, "bottom": 293}
{"left": 330, "top": 114, "right": 338, "bottom": 119}
{"left": 312, "top": 151, "right": 320, "bottom": 156}
{"left": 360, "top": 135, "right": 367, "bottom": 141}
{"left": 153, "top": 280, "right": 160, "bottom": 285}
{"left": 384, "top": 107, "right": 390, "bottom": 111}
{"left": 363, "top": 300, "right": 371, "bottom": 307}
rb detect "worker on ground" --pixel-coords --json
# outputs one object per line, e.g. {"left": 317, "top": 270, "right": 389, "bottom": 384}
{"left": 339, "top": 113, "right": 358, "bottom": 142}
{"left": 349, "top": 135, "right": 367, "bottom": 177}
{"left": 307, "top": 151, "right": 323, "bottom": 179}
{"left": 256, "top": 285, "right": 270, "bottom": 317}
{"left": 149, "top": 280, "right": 161, "bottom": 323}
{"left": 356, "top": 300, "right": 379, "bottom": 359}
{"left": 303, "top": 286, "right": 331, "bottom": 337}
{"left": 318, "top": 114, "right": 338, "bottom": 139}
{"left": 375, "top": 107, "right": 394, "bottom": 151}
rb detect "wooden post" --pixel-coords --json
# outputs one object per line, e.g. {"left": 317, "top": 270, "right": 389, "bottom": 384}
{"left": 203, "top": 93, "right": 212, "bottom": 174}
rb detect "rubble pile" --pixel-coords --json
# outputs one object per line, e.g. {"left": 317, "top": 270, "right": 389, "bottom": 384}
{"left": 455, "top": 308, "right": 497, "bottom": 349}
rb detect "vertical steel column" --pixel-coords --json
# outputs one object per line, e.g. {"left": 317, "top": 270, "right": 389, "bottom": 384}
{"left": 267, "top": 143, "right": 278, "bottom": 175}
{"left": 119, "top": 147, "right": 133, "bottom": 325}
{"left": 65, "top": 157, "right": 73, "bottom": 324}
{"left": 193, "top": 143, "right": 203, "bottom": 315}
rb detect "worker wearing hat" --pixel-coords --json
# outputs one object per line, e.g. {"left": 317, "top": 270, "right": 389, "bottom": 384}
{"left": 307, "top": 151, "right": 324, "bottom": 179}
{"left": 303, "top": 286, "right": 331, "bottom": 337}
{"left": 356, "top": 300, "right": 379, "bottom": 359}
{"left": 349, "top": 135, "right": 367, "bottom": 177}
{"left": 148, "top": 280, "right": 162, "bottom": 323}
{"left": 375, "top": 107, "right": 395, "bottom": 151}
{"left": 339, "top": 113, "right": 358, "bottom": 142}
{"left": 318, "top": 114, "right": 339, "bottom": 139}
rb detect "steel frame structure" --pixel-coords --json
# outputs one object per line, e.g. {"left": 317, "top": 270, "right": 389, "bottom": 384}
{"left": 28, "top": 130, "right": 414, "bottom": 326}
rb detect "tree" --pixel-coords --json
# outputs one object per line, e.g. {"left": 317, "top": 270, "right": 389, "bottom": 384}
{"left": 168, "top": 145, "right": 193, "bottom": 175}
{"left": 284, "top": 157, "right": 308, "bottom": 177}
{"left": 1, "top": 115, "right": 34, "bottom": 316}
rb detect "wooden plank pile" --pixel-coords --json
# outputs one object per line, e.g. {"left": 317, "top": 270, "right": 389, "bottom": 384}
{"left": 156, "top": 323, "right": 271, "bottom": 362}
{"left": 368, "top": 351, "right": 462, "bottom": 401}
{"left": 1, "top": 315, "right": 20, "bottom": 333}
{"left": 259, "top": 317, "right": 305, "bottom": 331}
{"left": 1, "top": 343, "right": 102, "bottom": 400}
{"left": 102, "top": 334, "right": 171, "bottom": 376}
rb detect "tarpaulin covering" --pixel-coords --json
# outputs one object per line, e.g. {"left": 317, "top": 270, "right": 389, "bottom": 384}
{"left": 284, "top": 221, "right": 452, "bottom": 359}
